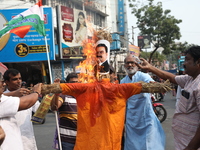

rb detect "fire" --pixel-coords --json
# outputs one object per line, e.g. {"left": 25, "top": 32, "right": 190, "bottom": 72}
{"left": 76, "top": 32, "right": 98, "bottom": 83}
{"left": 76, "top": 25, "right": 112, "bottom": 83}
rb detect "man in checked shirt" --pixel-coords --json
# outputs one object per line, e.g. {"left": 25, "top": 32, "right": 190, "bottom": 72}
{"left": 136, "top": 46, "right": 200, "bottom": 150}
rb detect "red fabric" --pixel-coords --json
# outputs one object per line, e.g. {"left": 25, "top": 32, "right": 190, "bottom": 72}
{"left": 10, "top": 25, "right": 32, "bottom": 38}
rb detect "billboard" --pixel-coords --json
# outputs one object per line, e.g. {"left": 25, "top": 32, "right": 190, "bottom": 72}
{"left": 129, "top": 45, "right": 140, "bottom": 57}
{"left": 137, "top": 35, "right": 151, "bottom": 49}
{"left": 57, "top": 5, "right": 89, "bottom": 59}
{"left": 118, "top": 0, "right": 125, "bottom": 36}
{"left": 0, "top": 7, "right": 55, "bottom": 63}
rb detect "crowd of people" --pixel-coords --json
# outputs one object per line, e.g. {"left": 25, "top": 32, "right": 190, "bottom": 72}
{"left": 0, "top": 44, "right": 200, "bottom": 150}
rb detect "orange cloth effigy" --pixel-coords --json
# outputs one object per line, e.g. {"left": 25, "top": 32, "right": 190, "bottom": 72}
{"left": 60, "top": 78, "right": 142, "bottom": 150}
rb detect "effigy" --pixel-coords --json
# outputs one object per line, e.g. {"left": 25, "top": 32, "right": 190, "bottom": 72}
{"left": 41, "top": 79, "right": 171, "bottom": 150}
{"left": 39, "top": 28, "right": 172, "bottom": 150}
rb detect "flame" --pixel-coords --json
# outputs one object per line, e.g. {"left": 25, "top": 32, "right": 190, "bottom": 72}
{"left": 76, "top": 28, "right": 98, "bottom": 83}
{"left": 76, "top": 21, "right": 112, "bottom": 83}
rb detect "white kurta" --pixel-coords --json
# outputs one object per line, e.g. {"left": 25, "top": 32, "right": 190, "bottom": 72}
{"left": 4, "top": 89, "right": 40, "bottom": 150}
{"left": 0, "top": 94, "right": 24, "bottom": 150}
{"left": 120, "top": 71, "right": 165, "bottom": 150}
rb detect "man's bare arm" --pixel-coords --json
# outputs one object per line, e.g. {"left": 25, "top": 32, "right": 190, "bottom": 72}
{"left": 18, "top": 83, "right": 42, "bottom": 111}
{"left": 4, "top": 88, "right": 30, "bottom": 97}
{"left": 137, "top": 58, "right": 177, "bottom": 84}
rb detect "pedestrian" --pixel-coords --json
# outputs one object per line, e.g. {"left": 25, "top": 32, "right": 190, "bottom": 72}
{"left": 3, "top": 69, "right": 40, "bottom": 150}
{"left": 41, "top": 74, "right": 171, "bottom": 150}
{"left": 120, "top": 54, "right": 165, "bottom": 150}
{"left": 51, "top": 73, "right": 79, "bottom": 150}
{"left": 0, "top": 72, "right": 42, "bottom": 150}
{"left": 135, "top": 45, "right": 200, "bottom": 150}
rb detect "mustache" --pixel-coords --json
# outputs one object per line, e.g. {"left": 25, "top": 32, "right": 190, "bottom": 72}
{"left": 127, "top": 67, "right": 134, "bottom": 69}
{"left": 97, "top": 56, "right": 102, "bottom": 58}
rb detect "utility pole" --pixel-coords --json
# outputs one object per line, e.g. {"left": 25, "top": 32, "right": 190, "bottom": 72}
{"left": 132, "top": 26, "right": 134, "bottom": 45}
{"left": 132, "top": 26, "right": 139, "bottom": 45}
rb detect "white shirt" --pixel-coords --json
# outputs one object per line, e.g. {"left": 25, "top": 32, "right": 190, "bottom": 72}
{"left": 0, "top": 94, "right": 24, "bottom": 150}
{"left": 4, "top": 89, "right": 40, "bottom": 150}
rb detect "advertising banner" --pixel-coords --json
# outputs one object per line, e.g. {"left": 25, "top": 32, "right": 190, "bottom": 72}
{"left": 118, "top": 0, "right": 125, "bottom": 36}
{"left": 0, "top": 7, "right": 55, "bottom": 63}
{"left": 57, "top": 5, "right": 88, "bottom": 59}
{"left": 137, "top": 35, "right": 151, "bottom": 49}
{"left": 129, "top": 45, "right": 140, "bottom": 57}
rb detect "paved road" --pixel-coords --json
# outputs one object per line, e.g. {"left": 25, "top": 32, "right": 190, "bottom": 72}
{"left": 161, "top": 92, "right": 176, "bottom": 150}
{"left": 33, "top": 92, "right": 177, "bottom": 150}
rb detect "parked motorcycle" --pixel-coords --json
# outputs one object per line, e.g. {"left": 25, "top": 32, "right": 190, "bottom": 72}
{"left": 151, "top": 94, "right": 167, "bottom": 123}
{"left": 154, "top": 93, "right": 164, "bottom": 101}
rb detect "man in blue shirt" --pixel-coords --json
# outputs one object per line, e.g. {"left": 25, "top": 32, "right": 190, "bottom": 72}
{"left": 120, "top": 55, "right": 165, "bottom": 150}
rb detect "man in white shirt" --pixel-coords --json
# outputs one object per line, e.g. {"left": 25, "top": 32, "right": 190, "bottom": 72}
{"left": 0, "top": 72, "right": 42, "bottom": 150}
{"left": 3, "top": 69, "right": 40, "bottom": 150}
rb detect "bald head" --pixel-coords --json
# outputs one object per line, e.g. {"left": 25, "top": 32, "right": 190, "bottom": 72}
{"left": 124, "top": 55, "right": 140, "bottom": 63}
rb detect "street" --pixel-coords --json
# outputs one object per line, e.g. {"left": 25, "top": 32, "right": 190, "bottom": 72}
{"left": 161, "top": 92, "right": 176, "bottom": 150}
{"left": 33, "top": 92, "right": 176, "bottom": 150}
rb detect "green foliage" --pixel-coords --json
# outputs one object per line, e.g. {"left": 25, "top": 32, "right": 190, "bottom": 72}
{"left": 140, "top": 51, "right": 166, "bottom": 63}
{"left": 128, "top": 0, "right": 182, "bottom": 62}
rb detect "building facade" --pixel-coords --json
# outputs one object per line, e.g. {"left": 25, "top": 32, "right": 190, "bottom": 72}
{"left": 0, "top": 0, "right": 130, "bottom": 83}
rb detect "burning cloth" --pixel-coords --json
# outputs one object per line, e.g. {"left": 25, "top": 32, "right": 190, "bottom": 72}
{"left": 41, "top": 79, "right": 171, "bottom": 150}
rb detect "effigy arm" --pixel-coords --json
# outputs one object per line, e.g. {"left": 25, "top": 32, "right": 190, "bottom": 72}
{"left": 41, "top": 83, "right": 62, "bottom": 95}
{"left": 139, "top": 80, "right": 172, "bottom": 93}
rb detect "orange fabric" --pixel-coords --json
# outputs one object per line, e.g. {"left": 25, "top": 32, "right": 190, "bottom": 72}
{"left": 10, "top": 25, "right": 32, "bottom": 38}
{"left": 60, "top": 79, "right": 142, "bottom": 150}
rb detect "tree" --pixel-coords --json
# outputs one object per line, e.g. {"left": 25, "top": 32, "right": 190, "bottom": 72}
{"left": 140, "top": 51, "right": 166, "bottom": 67}
{"left": 128, "top": 0, "right": 182, "bottom": 63}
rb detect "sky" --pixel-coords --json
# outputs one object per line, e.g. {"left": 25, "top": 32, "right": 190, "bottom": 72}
{"left": 127, "top": 0, "right": 200, "bottom": 47}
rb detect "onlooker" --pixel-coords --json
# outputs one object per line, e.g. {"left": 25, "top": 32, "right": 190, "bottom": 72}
{"left": 0, "top": 72, "right": 42, "bottom": 149}
{"left": 51, "top": 73, "right": 78, "bottom": 150}
{"left": 120, "top": 54, "right": 165, "bottom": 150}
{"left": 136, "top": 46, "right": 200, "bottom": 150}
{"left": 3, "top": 69, "right": 40, "bottom": 150}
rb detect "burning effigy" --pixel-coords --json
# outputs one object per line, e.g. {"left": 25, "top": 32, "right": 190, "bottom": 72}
{"left": 40, "top": 29, "right": 171, "bottom": 150}
{"left": 75, "top": 28, "right": 113, "bottom": 83}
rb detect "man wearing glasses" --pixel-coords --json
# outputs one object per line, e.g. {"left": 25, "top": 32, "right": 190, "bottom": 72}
{"left": 120, "top": 54, "right": 165, "bottom": 150}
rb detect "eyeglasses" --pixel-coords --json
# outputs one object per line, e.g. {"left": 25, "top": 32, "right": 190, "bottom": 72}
{"left": 125, "top": 61, "right": 136, "bottom": 65}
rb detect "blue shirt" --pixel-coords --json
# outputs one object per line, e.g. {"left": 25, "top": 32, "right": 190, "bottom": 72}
{"left": 120, "top": 71, "right": 165, "bottom": 150}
